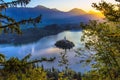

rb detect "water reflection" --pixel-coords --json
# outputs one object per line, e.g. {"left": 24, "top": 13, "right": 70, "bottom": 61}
{"left": 0, "top": 31, "right": 90, "bottom": 72}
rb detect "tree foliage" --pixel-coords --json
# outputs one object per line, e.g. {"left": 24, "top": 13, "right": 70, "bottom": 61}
{"left": 0, "top": 0, "right": 41, "bottom": 34}
{"left": 92, "top": 1, "right": 120, "bottom": 22}
{"left": 0, "top": 0, "right": 82, "bottom": 80}
{"left": 79, "top": 0, "right": 120, "bottom": 80}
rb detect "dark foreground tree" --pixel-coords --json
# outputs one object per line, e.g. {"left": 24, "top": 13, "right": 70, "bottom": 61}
{"left": 0, "top": 0, "right": 41, "bottom": 34}
{"left": 0, "top": 1, "right": 48, "bottom": 80}
{"left": 0, "top": 53, "right": 56, "bottom": 80}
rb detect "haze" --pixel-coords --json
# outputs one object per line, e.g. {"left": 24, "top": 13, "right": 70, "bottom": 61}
{"left": 27, "top": 0, "right": 117, "bottom": 12}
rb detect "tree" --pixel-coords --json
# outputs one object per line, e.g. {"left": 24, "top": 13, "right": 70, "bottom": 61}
{"left": 0, "top": 0, "right": 41, "bottom": 34}
{"left": 0, "top": 53, "right": 56, "bottom": 79}
{"left": 0, "top": 53, "right": 55, "bottom": 73}
{"left": 55, "top": 37, "right": 75, "bottom": 65}
{"left": 0, "top": 53, "right": 5, "bottom": 62}
{"left": 92, "top": 1, "right": 120, "bottom": 22}
{"left": 0, "top": 1, "right": 56, "bottom": 79}
{"left": 78, "top": 0, "right": 120, "bottom": 80}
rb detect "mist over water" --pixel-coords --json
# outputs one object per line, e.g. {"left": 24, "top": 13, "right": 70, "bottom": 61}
{"left": 0, "top": 31, "right": 91, "bottom": 73}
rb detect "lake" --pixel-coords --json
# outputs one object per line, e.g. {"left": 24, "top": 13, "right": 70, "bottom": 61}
{"left": 0, "top": 31, "right": 91, "bottom": 73}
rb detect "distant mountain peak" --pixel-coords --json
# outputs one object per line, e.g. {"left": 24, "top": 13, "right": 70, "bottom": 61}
{"left": 69, "top": 8, "right": 86, "bottom": 15}
{"left": 35, "top": 5, "right": 49, "bottom": 9}
{"left": 70, "top": 8, "right": 83, "bottom": 11}
{"left": 52, "top": 8, "right": 59, "bottom": 11}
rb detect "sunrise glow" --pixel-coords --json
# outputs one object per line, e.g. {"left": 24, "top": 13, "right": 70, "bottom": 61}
{"left": 88, "top": 10, "right": 105, "bottom": 18}
{"left": 26, "top": 0, "right": 118, "bottom": 12}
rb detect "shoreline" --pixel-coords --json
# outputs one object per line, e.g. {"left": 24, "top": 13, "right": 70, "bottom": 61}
{"left": 0, "top": 25, "right": 82, "bottom": 45}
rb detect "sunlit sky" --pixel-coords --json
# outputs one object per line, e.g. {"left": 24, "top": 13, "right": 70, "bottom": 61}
{"left": 6, "top": 0, "right": 117, "bottom": 12}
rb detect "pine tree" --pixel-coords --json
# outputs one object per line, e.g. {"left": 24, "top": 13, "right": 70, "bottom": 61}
{"left": 0, "top": 0, "right": 41, "bottom": 34}
{"left": 79, "top": 0, "right": 120, "bottom": 80}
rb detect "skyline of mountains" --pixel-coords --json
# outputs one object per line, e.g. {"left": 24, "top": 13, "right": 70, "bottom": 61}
{"left": 2, "top": 5, "right": 104, "bottom": 28}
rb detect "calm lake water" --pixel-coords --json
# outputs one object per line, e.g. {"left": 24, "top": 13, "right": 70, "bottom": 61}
{"left": 0, "top": 31, "right": 91, "bottom": 73}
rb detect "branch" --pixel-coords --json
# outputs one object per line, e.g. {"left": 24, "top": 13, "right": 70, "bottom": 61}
{"left": 0, "top": 20, "right": 9, "bottom": 24}
{"left": 26, "top": 57, "right": 56, "bottom": 65}
{"left": 0, "top": 57, "right": 56, "bottom": 66}
{"left": 0, "top": 15, "right": 41, "bottom": 28}
{"left": 0, "top": 14, "right": 16, "bottom": 23}
{"left": 0, "top": 15, "right": 42, "bottom": 34}
{"left": 0, "top": 0, "right": 31, "bottom": 9}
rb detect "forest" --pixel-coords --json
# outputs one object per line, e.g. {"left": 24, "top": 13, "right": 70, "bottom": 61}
{"left": 0, "top": 0, "right": 120, "bottom": 80}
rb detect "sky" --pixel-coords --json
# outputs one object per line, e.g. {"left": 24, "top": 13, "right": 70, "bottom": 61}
{"left": 5, "top": 0, "right": 118, "bottom": 12}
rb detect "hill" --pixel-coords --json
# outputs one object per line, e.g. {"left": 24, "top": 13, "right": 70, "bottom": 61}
{"left": 2, "top": 5, "right": 103, "bottom": 28}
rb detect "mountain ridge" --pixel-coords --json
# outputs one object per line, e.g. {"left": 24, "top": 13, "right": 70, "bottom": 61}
{"left": 68, "top": 8, "right": 87, "bottom": 15}
{"left": 2, "top": 5, "right": 103, "bottom": 28}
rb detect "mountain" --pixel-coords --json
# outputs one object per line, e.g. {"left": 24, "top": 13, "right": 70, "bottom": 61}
{"left": 68, "top": 8, "right": 87, "bottom": 15}
{"left": 35, "top": 5, "right": 49, "bottom": 9}
{"left": 0, "top": 6, "right": 104, "bottom": 44}
{"left": 2, "top": 5, "right": 103, "bottom": 28}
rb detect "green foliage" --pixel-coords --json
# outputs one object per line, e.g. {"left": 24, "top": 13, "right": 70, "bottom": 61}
{"left": 0, "top": 67, "right": 47, "bottom": 80}
{"left": 0, "top": 53, "right": 5, "bottom": 62}
{"left": 80, "top": 20, "right": 120, "bottom": 80}
{"left": 0, "top": 54, "right": 82, "bottom": 80}
{"left": 92, "top": 1, "right": 120, "bottom": 22}
{"left": 0, "top": 0, "right": 82, "bottom": 80}
{"left": 0, "top": 54, "right": 56, "bottom": 80}
{"left": 1, "top": 0, "right": 120, "bottom": 80}
{"left": 78, "top": 0, "right": 120, "bottom": 80}
{"left": 0, "top": 0, "right": 42, "bottom": 34}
